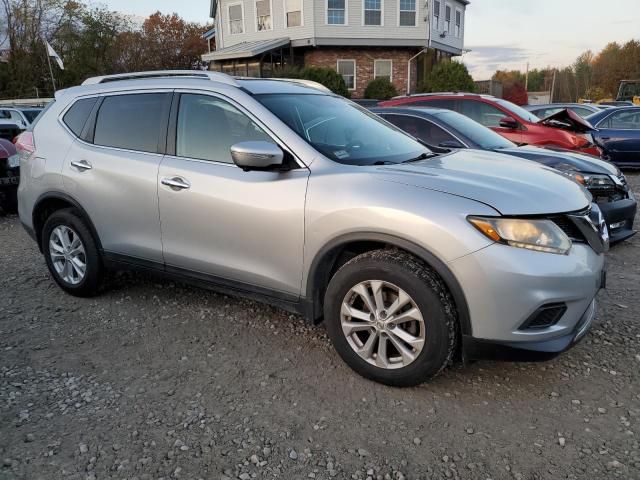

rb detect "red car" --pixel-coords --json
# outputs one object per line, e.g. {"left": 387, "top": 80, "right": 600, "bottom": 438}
{"left": 379, "top": 93, "right": 601, "bottom": 157}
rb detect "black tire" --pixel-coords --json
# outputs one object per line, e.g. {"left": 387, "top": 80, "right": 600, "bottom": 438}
{"left": 324, "top": 249, "right": 457, "bottom": 387}
{"left": 41, "top": 208, "right": 103, "bottom": 297}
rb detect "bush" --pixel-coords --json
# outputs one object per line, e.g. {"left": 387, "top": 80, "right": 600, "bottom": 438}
{"left": 364, "top": 78, "right": 398, "bottom": 100}
{"left": 272, "top": 65, "right": 349, "bottom": 97}
{"left": 418, "top": 61, "right": 475, "bottom": 93}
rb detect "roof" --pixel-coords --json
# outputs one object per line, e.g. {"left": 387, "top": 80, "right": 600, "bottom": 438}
{"left": 201, "top": 37, "right": 290, "bottom": 62}
{"left": 202, "top": 27, "right": 216, "bottom": 40}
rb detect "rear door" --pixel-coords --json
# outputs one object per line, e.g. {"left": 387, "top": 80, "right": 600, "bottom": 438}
{"left": 157, "top": 91, "right": 309, "bottom": 296}
{"left": 593, "top": 110, "right": 640, "bottom": 164}
{"left": 62, "top": 91, "right": 172, "bottom": 263}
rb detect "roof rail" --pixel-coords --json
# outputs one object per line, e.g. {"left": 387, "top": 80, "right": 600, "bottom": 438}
{"left": 390, "top": 92, "right": 494, "bottom": 100}
{"left": 82, "top": 70, "right": 240, "bottom": 87}
{"left": 272, "top": 78, "right": 332, "bottom": 93}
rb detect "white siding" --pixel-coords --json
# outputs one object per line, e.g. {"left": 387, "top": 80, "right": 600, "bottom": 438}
{"left": 217, "top": 0, "right": 315, "bottom": 49}
{"left": 314, "top": 0, "right": 428, "bottom": 43}
{"left": 430, "top": 0, "right": 466, "bottom": 53}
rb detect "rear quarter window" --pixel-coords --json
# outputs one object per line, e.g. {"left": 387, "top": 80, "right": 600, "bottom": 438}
{"left": 62, "top": 98, "right": 98, "bottom": 137}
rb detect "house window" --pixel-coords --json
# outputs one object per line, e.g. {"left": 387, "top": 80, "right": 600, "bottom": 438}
{"left": 328, "top": 0, "right": 346, "bottom": 25}
{"left": 445, "top": 4, "right": 451, "bottom": 33}
{"left": 433, "top": 0, "right": 440, "bottom": 30}
{"left": 455, "top": 9, "right": 462, "bottom": 37}
{"left": 399, "top": 0, "right": 416, "bottom": 27}
{"left": 228, "top": 3, "right": 244, "bottom": 34}
{"left": 364, "top": 0, "right": 382, "bottom": 26}
{"left": 374, "top": 60, "right": 392, "bottom": 82}
{"left": 285, "top": 0, "right": 302, "bottom": 27}
{"left": 337, "top": 60, "right": 355, "bottom": 90}
{"left": 256, "top": 0, "right": 272, "bottom": 31}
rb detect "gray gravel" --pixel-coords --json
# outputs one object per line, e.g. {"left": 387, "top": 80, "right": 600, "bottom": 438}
{"left": 2, "top": 174, "right": 640, "bottom": 479}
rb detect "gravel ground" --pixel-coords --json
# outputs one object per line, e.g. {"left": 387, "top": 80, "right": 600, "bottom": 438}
{"left": 1, "top": 175, "right": 640, "bottom": 480}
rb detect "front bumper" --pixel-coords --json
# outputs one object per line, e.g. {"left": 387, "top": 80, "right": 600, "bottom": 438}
{"left": 462, "top": 297, "right": 597, "bottom": 361}
{"left": 598, "top": 196, "right": 637, "bottom": 244}
{"left": 449, "top": 242, "right": 604, "bottom": 359}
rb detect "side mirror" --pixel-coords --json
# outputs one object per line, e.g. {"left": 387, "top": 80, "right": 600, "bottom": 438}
{"left": 499, "top": 116, "right": 519, "bottom": 129}
{"left": 230, "top": 141, "right": 284, "bottom": 171}
{"left": 439, "top": 140, "right": 465, "bottom": 149}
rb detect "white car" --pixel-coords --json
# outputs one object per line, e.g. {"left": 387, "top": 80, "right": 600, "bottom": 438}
{"left": 0, "top": 107, "right": 42, "bottom": 130}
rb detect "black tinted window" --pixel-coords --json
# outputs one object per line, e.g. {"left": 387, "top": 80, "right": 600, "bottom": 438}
{"left": 383, "top": 114, "right": 456, "bottom": 146}
{"left": 63, "top": 98, "right": 98, "bottom": 137}
{"left": 94, "top": 94, "right": 170, "bottom": 153}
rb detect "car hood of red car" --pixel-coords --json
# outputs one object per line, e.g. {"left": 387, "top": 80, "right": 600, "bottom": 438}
{"left": 537, "top": 108, "right": 595, "bottom": 133}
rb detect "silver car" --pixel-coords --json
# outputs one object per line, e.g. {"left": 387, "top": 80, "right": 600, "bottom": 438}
{"left": 17, "top": 71, "right": 608, "bottom": 387}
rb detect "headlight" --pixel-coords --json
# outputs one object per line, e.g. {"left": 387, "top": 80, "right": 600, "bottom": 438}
{"left": 468, "top": 216, "right": 572, "bottom": 255}
{"left": 561, "top": 171, "right": 614, "bottom": 188}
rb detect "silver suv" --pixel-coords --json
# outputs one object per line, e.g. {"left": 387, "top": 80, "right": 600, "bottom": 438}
{"left": 17, "top": 71, "right": 608, "bottom": 386}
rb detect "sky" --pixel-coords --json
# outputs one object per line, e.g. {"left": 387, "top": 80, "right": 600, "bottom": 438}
{"left": 63, "top": 1, "right": 640, "bottom": 80}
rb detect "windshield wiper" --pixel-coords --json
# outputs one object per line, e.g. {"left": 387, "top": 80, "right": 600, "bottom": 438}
{"left": 401, "top": 152, "right": 437, "bottom": 164}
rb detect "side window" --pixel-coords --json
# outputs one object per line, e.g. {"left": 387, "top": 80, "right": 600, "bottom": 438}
{"left": 459, "top": 100, "right": 506, "bottom": 127}
{"left": 94, "top": 93, "right": 171, "bottom": 153}
{"left": 176, "top": 94, "right": 273, "bottom": 164}
{"left": 571, "top": 107, "right": 595, "bottom": 119}
{"left": 63, "top": 97, "right": 98, "bottom": 137}
{"left": 605, "top": 111, "right": 640, "bottom": 129}
{"left": 411, "top": 99, "right": 455, "bottom": 110}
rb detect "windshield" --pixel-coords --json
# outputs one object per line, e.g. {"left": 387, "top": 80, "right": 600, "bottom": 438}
{"left": 21, "top": 109, "right": 42, "bottom": 123}
{"left": 256, "top": 93, "right": 429, "bottom": 165}
{"left": 437, "top": 111, "right": 515, "bottom": 149}
{"left": 494, "top": 99, "right": 540, "bottom": 123}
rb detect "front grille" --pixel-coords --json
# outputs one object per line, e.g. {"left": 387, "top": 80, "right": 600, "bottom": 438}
{"left": 551, "top": 215, "right": 586, "bottom": 242}
{"left": 588, "top": 185, "right": 626, "bottom": 203}
{"left": 520, "top": 303, "right": 567, "bottom": 330}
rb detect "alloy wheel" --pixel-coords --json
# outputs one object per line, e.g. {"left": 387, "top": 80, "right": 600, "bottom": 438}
{"left": 340, "top": 280, "right": 426, "bottom": 369}
{"left": 49, "top": 225, "right": 86, "bottom": 285}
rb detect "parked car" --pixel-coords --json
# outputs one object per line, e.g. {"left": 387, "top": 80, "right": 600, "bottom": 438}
{"left": 585, "top": 107, "right": 640, "bottom": 168}
{"left": 16, "top": 71, "right": 608, "bottom": 386}
{"left": 0, "top": 107, "right": 42, "bottom": 130}
{"left": 372, "top": 106, "right": 636, "bottom": 243}
{"left": 379, "top": 93, "right": 601, "bottom": 157}
{"left": 599, "top": 101, "right": 634, "bottom": 107}
{"left": 524, "top": 103, "right": 603, "bottom": 119}
{"left": 0, "top": 138, "right": 19, "bottom": 213}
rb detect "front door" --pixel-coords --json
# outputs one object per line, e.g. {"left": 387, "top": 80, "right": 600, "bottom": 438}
{"left": 158, "top": 92, "right": 309, "bottom": 296}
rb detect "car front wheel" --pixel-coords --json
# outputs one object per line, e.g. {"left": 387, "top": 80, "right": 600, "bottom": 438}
{"left": 324, "top": 249, "right": 457, "bottom": 387}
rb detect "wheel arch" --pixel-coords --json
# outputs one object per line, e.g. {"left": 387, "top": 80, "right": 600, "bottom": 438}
{"left": 304, "top": 232, "right": 472, "bottom": 336}
{"left": 32, "top": 191, "right": 102, "bottom": 253}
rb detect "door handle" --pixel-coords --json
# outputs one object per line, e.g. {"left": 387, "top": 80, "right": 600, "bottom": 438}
{"left": 161, "top": 176, "right": 191, "bottom": 190}
{"left": 70, "top": 160, "right": 92, "bottom": 171}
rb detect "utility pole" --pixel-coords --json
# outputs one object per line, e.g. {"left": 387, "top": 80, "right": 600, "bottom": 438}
{"left": 550, "top": 69, "right": 557, "bottom": 103}
{"left": 525, "top": 62, "right": 529, "bottom": 91}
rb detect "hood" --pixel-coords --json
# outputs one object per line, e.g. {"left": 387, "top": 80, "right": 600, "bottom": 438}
{"left": 538, "top": 108, "right": 595, "bottom": 133}
{"left": 499, "top": 145, "right": 619, "bottom": 176}
{"left": 378, "top": 149, "right": 591, "bottom": 216}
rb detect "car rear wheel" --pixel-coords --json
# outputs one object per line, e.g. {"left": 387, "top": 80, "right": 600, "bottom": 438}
{"left": 42, "top": 208, "right": 103, "bottom": 297}
{"left": 324, "top": 249, "right": 457, "bottom": 387}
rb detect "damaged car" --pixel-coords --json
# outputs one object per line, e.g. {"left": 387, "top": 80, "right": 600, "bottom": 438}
{"left": 373, "top": 107, "right": 636, "bottom": 243}
{"left": 379, "top": 93, "right": 601, "bottom": 157}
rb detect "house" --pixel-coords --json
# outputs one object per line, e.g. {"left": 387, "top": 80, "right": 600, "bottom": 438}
{"left": 202, "top": 0, "right": 469, "bottom": 98}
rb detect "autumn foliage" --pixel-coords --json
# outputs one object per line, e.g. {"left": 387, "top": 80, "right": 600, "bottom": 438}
{"left": 0, "top": 0, "right": 210, "bottom": 99}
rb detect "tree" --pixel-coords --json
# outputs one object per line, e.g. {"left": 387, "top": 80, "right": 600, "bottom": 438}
{"left": 364, "top": 78, "right": 397, "bottom": 100}
{"left": 419, "top": 60, "right": 475, "bottom": 93}
{"left": 503, "top": 81, "right": 528, "bottom": 105}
